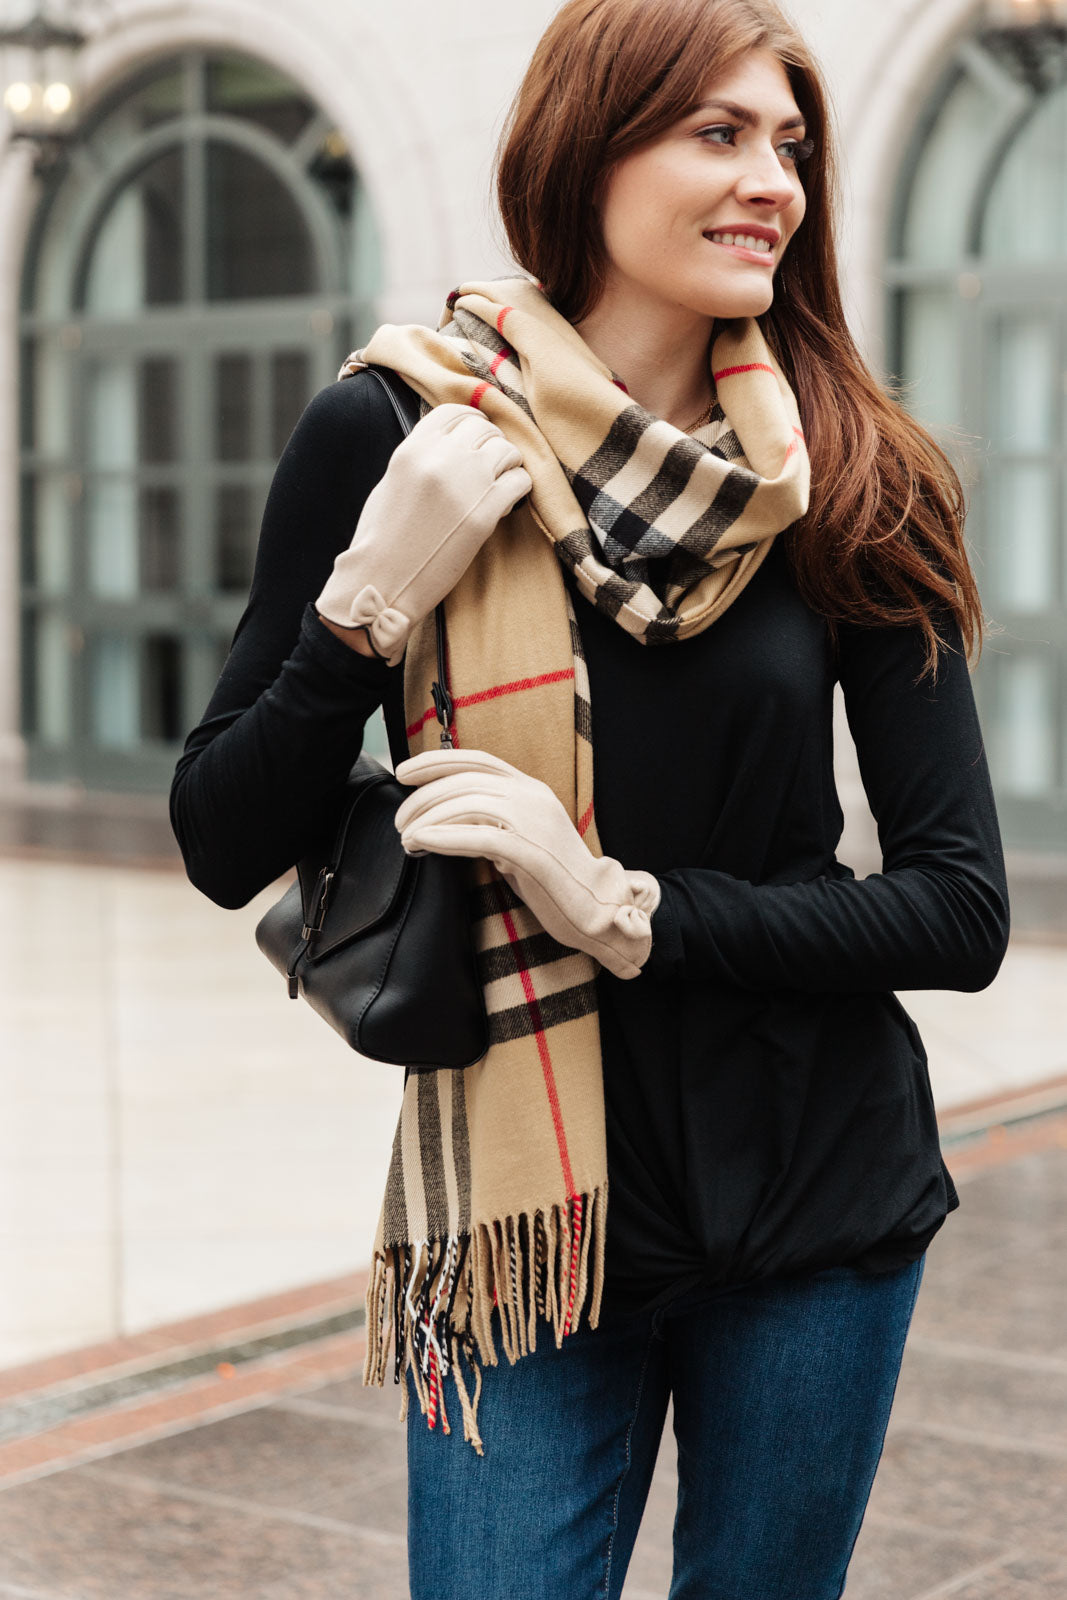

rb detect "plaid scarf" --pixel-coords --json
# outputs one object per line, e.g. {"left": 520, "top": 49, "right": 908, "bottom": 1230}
{"left": 338, "top": 277, "right": 810, "bottom": 1453}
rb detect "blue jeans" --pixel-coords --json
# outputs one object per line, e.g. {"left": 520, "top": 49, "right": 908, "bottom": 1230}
{"left": 407, "top": 1252, "right": 925, "bottom": 1599}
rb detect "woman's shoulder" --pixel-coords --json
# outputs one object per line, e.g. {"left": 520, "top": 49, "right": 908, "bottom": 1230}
{"left": 273, "top": 365, "right": 418, "bottom": 492}
{"left": 296, "top": 363, "right": 417, "bottom": 440}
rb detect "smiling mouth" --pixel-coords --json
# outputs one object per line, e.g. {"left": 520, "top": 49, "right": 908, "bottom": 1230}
{"left": 703, "top": 233, "right": 776, "bottom": 264}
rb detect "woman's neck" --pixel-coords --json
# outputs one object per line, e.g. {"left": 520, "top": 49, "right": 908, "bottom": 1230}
{"left": 573, "top": 283, "right": 717, "bottom": 430}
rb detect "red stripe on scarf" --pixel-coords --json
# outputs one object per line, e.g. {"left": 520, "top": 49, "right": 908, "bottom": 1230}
{"left": 427, "top": 1347, "right": 439, "bottom": 1429}
{"left": 716, "top": 363, "right": 777, "bottom": 380}
{"left": 496, "top": 890, "right": 577, "bottom": 1199}
{"left": 495, "top": 886, "right": 584, "bottom": 1333}
{"left": 469, "top": 382, "right": 491, "bottom": 409}
{"left": 491, "top": 349, "right": 509, "bottom": 376}
{"left": 426, "top": 1346, "right": 449, "bottom": 1433}
{"left": 496, "top": 306, "right": 513, "bottom": 335}
{"left": 783, "top": 424, "right": 806, "bottom": 461}
{"left": 406, "top": 669, "right": 576, "bottom": 739}
{"left": 562, "top": 1195, "right": 583, "bottom": 1337}
{"left": 577, "top": 800, "right": 594, "bottom": 838}
{"left": 458, "top": 669, "right": 575, "bottom": 712}
{"left": 713, "top": 361, "right": 776, "bottom": 380}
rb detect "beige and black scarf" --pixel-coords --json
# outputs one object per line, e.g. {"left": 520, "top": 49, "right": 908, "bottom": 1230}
{"left": 337, "top": 276, "right": 810, "bottom": 1453}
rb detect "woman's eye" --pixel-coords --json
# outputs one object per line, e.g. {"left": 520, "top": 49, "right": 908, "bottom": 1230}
{"left": 784, "top": 136, "right": 815, "bottom": 164}
{"left": 697, "top": 124, "right": 739, "bottom": 148}
{"left": 697, "top": 125, "right": 814, "bottom": 165}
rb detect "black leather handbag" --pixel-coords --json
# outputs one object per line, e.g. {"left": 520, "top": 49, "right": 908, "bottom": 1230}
{"left": 254, "top": 749, "right": 489, "bottom": 1070}
{"left": 254, "top": 367, "right": 489, "bottom": 1072}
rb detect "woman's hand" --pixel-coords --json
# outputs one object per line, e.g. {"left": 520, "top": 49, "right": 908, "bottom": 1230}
{"left": 394, "top": 749, "right": 661, "bottom": 979}
{"left": 315, "top": 404, "right": 531, "bottom": 664}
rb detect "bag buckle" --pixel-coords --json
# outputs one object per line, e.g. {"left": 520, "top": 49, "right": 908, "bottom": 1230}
{"left": 302, "top": 868, "right": 335, "bottom": 941}
{"left": 431, "top": 677, "right": 454, "bottom": 750}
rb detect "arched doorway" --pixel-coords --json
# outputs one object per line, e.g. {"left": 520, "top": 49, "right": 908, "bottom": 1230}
{"left": 887, "top": 21, "right": 1067, "bottom": 853}
{"left": 19, "top": 51, "right": 381, "bottom": 790}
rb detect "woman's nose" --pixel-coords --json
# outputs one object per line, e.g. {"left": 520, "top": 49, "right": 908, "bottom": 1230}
{"left": 733, "top": 148, "right": 798, "bottom": 210}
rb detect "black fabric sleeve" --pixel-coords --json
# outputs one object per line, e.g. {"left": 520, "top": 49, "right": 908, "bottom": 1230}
{"left": 169, "top": 372, "right": 410, "bottom": 910}
{"left": 644, "top": 612, "right": 1011, "bottom": 993}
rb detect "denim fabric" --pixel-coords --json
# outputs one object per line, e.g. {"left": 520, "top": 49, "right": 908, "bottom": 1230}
{"left": 407, "top": 1252, "right": 925, "bottom": 1599}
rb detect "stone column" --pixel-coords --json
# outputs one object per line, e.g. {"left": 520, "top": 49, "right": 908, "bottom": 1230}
{"left": 0, "top": 140, "right": 37, "bottom": 792}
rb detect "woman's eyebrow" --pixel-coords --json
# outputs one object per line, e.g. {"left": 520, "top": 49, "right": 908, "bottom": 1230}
{"left": 692, "top": 99, "right": 807, "bottom": 131}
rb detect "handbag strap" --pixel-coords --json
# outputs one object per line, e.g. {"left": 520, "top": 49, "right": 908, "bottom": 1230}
{"left": 363, "top": 365, "right": 453, "bottom": 749}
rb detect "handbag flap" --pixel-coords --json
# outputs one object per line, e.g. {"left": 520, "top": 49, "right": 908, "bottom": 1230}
{"left": 302, "top": 759, "right": 414, "bottom": 959}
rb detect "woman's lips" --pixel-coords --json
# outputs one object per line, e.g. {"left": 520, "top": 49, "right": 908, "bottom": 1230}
{"left": 703, "top": 234, "right": 775, "bottom": 265}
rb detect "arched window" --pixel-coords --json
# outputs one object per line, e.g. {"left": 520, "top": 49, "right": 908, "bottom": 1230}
{"left": 19, "top": 52, "right": 382, "bottom": 790}
{"left": 887, "top": 22, "right": 1067, "bottom": 852}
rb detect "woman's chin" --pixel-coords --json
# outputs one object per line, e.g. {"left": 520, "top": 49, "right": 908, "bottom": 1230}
{"left": 709, "top": 280, "right": 775, "bottom": 318}
{"left": 667, "top": 269, "right": 775, "bottom": 323}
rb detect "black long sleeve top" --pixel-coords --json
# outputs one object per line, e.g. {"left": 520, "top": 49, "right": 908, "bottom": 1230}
{"left": 170, "top": 368, "right": 1011, "bottom": 1317}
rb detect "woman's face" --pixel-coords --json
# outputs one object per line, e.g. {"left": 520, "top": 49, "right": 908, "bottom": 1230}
{"left": 594, "top": 48, "right": 809, "bottom": 322}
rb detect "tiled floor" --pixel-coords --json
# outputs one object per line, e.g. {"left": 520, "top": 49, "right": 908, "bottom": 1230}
{"left": 0, "top": 856, "right": 401, "bottom": 1368}
{"left": 1, "top": 1115, "right": 1066, "bottom": 1599}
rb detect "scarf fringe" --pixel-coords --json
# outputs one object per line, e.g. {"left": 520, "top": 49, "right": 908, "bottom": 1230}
{"left": 362, "top": 1186, "right": 607, "bottom": 1456}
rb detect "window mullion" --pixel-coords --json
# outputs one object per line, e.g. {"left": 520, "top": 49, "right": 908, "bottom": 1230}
{"left": 956, "top": 36, "right": 1032, "bottom": 114}
{"left": 185, "top": 130, "right": 206, "bottom": 308}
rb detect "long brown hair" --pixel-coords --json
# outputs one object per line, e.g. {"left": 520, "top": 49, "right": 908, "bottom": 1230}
{"left": 494, "top": 0, "right": 982, "bottom": 677}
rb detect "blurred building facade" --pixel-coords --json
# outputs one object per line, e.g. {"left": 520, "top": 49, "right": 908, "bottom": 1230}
{"left": 0, "top": 0, "right": 1064, "bottom": 854}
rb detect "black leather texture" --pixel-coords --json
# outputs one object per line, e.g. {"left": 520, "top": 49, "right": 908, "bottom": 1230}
{"left": 256, "top": 755, "right": 489, "bottom": 1071}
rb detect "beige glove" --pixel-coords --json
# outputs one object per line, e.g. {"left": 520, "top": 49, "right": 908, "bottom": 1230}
{"left": 316, "top": 403, "right": 531, "bottom": 666}
{"left": 394, "top": 749, "right": 661, "bottom": 980}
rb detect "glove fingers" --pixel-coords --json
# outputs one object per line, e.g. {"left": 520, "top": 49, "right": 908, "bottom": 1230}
{"left": 432, "top": 404, "right": 497, "bottom": 439}
{"left": 395, "top": 749, "right": 525, "bottom": 789}
{"left": 431, "top": 407, "right": 519, "bottom": 466}
{"left": 487, "top": 464, "right": 533, "bottom": 514}
{"left": 401, "top": 403, "right": 482, "bottom": 451}
{"left": 401, "top": 821, "right": 645, "bottom": 979}
{"left": 400, "top": 821, "right": 517, "bottom": 862}
{"left": 474, "top": 432, "right": 526, "bottom": 475}
{"left": 396, "top": 784, "right": 515, "bottom": 836}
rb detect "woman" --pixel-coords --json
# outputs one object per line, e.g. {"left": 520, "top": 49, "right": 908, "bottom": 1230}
{"left": 170, "top": 0, "right": 1010, "bottom": 1594}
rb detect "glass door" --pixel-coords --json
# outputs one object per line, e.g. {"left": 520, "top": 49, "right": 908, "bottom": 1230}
{"left": 963, "top": 276, "right": 1067, "bottom": 850}
{"left": 56, "top": 313, "right": 335, "bottom": 789}
{"left": 19, "top": 50, "right": 376, "bottom": 792}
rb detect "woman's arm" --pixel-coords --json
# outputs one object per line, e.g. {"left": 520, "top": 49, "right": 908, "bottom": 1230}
{"left": 644, "top": 610, "right": 1010, "bottom": 992}
{"left": 169, "top": 372, "right": 407, "bottom": 910}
